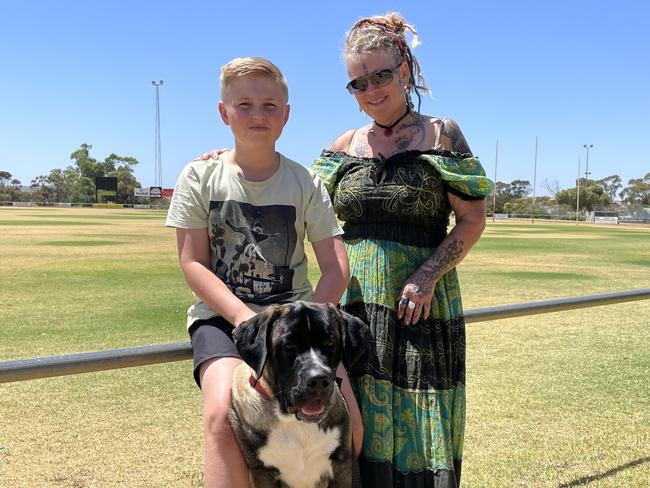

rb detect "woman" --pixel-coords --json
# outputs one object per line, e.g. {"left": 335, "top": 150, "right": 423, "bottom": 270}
{"left": 311, "top": 12, "right": 493, "bottom": 487}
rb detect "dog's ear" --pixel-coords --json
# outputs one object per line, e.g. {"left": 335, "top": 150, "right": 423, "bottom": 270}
{"left": 232, "top": 307, "right": 281, "bottom": 379}
{"left": 334, "top": 306, "right": 370, "bottom": 370}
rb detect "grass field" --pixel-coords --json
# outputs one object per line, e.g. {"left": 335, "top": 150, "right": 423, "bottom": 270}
{"left": 1, "top": 207, "right": 648, "bottom": 487}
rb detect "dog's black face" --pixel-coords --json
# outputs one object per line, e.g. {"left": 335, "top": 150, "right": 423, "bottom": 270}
{"left": 232, "top": 301, "right": 369, "bottom": 422}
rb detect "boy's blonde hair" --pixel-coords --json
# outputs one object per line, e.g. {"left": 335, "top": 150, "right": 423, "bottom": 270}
{"left": 220, "top": 57, "right": 289, "bottom": 102}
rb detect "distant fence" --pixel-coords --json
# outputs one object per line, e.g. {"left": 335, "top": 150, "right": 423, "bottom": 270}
{"left": 486, "top": 211, "right": 650, "bottom": 225}
{"left": 4, "top": 203, "right": 650, "bottom": 224}
{"left": 1, "top": 289, "right": 649, "bottom": 384}
{"left": 0, "top": 201, "right": 170, "bottom": 210}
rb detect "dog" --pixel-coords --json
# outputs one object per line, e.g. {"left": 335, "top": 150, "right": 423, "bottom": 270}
{"left": 229, "top": 301, "right": 370, "bottom": 488}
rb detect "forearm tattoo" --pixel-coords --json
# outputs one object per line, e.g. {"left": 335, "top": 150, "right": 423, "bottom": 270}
{"left": 418, "top": 238, "right": 465, "bottom": 286}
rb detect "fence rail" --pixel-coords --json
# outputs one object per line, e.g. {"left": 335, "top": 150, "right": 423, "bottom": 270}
{"left": 1, "top": 288, "right": 649, "bottom": 385}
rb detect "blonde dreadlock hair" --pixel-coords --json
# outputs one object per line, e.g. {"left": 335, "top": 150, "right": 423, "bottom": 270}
{"left": 344, "top": 12, "right": 428, "bottom": 112}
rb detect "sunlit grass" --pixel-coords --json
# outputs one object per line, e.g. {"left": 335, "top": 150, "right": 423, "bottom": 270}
{"left": 0, "top": 208, "right": 648, "bottom": 487}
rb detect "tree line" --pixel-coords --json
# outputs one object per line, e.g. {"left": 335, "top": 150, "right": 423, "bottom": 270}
{"left": 490, "top": 173, "right": 649, "bottom": 218}
{"left": 0, "top": 144, "right": 142, "bottom": 204}
{"left": 1, "top": 147, "right": 649, "bottom": 215}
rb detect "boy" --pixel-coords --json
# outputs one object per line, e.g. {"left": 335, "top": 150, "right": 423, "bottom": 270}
{"left": 166, "top": 57, "right": 359, "bottom": 487}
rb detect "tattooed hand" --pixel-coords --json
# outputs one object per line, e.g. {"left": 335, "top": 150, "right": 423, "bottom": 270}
{"left": 396, "top": 270, "right": 435, "bottom": 326}
{"left": 397, "top": 238, "right": 465, "bottom": 326}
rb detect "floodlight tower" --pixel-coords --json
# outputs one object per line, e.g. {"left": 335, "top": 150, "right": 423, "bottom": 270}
{"left": 152, "top": 80, "right": 164, "bottom": 187}
{"left": 583, "top": 144, "right": 593, "bottom": 182}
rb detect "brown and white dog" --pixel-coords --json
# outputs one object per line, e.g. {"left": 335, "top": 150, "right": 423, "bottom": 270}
{"left": 229, "top": 301, "right": 369, "bottom": 488}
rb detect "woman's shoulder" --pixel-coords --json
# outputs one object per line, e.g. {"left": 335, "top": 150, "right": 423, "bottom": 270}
{"left": 421, "top": 115, "right": 472, "bottom": 155}
{"left": 326, "top": 129, "right": 357, "bottom": 153}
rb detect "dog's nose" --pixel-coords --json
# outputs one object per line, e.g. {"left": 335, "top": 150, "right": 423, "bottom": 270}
{"left": 307, "top": 374, "right": 331, "bottom": 390}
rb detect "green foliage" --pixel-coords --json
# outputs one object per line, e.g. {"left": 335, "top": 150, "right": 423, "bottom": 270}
{"left": 598, "top": 174, "right": 623, "bottom": 201}
{"left": 0, "top": 171, "right": 22, "bottom": 201}
{"left": 492, "top": 179, "right": 532, "bottom": 212}
{"left": 110, "top": 167, "right": 140, "bottom": 204}
{"left": 556, "top": 178, "right": 612, "bottom": 212}
{"left": 620, "top": 172, "right": 650, "bottom": 205}
{"left": 27, "top": 144, "right": 142, "bottom": 203}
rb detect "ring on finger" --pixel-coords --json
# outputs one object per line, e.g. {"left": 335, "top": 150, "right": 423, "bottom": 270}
{"left": 407, "top": 301, "right": 416, "bottom": 310}
{"left": 400, "top": 296, "right": 409, "bottom": 305}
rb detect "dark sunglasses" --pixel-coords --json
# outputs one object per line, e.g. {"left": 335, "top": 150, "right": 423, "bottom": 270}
{"left": 346, "top": 63, "right": 402, "bottom": 95}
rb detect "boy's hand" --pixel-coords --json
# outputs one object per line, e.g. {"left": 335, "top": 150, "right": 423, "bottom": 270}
{"left": 193, "top": 148, "right": 229, "bottom": 161}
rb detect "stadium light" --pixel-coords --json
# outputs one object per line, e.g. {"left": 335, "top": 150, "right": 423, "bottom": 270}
{"left": 583, "top": 144, "right": 593, "bottom": 181}
{"left": 152, "top": 80, "right": 164, "bottom": 188}
{"left": 576, "top": 157, "right": 581, "bottom": 226}
{"left": 492, "top": 140, "right": 498, "bottom": 222}
{"left": 532, "top": 136, "right": 538, "bottom": 223}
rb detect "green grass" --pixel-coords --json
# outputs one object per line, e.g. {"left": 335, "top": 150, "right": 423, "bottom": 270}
{"left": 0, "top": 208, "right": 649, "bottom": 487}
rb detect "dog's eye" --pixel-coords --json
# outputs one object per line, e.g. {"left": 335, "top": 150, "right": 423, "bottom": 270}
{"left": 283, "top": 343, "right": 297, "bottom": 352}
{"left": 323, "top": 338, "right": 336, "bottom": 348}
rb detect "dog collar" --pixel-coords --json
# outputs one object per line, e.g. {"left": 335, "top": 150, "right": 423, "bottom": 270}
{"left": 249, "top": 374, "right": 272, "bottom": 399}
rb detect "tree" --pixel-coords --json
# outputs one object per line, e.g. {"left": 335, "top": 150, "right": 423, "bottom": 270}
{"left": 70, "top": 144, "right": 101, "bottom": 180}
{"left": 111, "top": 168, "right": 140, "bottom": 204}
{"left": 30, "top": 175, "right": 55, "bottom": 202}
{"left": 509, "top": 179, "right": 532, "bottom": 199}
{"left": 556, "top": 179, "right": 612, "bottom": 212}
{"left": 72, "top": 176, "right": 95, "bottom": 202}
{"left": 620, "top": 173, "right": 650, "bottom": 206}
{"left": 491, "top": 179, "right": 532, "bottom": 213}
{"left": 598, "top": 175, "right": 623, "bottom": 201}
{"left": 67, "top": 144, "right": 142, "bottom": 202}
{"left": 8, "top": 145, "right": 142, "bottom": 204}
{"left": 0, "top": 171, "right": 23, "bottom": 201}
{"left": 541, "top": 179, "right": 561, "bottom": 198}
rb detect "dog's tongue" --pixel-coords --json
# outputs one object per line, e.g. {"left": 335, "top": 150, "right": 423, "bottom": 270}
{"left": 300, "top": 400, "right": 325, "bottom": 416}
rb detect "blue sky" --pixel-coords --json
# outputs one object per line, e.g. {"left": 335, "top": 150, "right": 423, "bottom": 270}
{"left": 1, "top": 1, "right": 648, "bottom": 196}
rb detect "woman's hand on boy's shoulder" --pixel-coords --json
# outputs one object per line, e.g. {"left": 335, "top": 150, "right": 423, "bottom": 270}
{"left": 193, "top": 148, "right": 229, "bottom": 161}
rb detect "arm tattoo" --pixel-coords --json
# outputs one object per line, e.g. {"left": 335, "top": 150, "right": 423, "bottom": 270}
{"left": 441, "top": 120, "right": 472, "bottom": 155}
{"left": 417, "top": 238, "right": 465, "bottom": 287}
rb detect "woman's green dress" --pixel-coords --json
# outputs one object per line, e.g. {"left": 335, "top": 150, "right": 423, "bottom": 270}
{"left": 312, "top": 149, "right": 493, "bottom": 488}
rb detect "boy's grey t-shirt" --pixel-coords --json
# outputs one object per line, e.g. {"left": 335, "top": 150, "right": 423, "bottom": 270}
{"left": 166, "top": 153, "right": 343, "bottom": 328}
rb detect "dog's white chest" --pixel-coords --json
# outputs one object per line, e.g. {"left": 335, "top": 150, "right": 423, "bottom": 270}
{"left": 258, "top": 420, "right": 341, "bottom": 488}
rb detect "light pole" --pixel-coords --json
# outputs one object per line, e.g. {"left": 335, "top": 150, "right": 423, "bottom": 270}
{"left": 492, "top": 140, "right": 498, "bottom": 222}
{"left": 583, "top": 144, "right": 593, "bottom": 181}
{"left": 532, "top": 136, "right": 538, "bottom": 223}
{"left": 152, "top": 80, "right": 164, "bottom": 188}
{"left": 576, "top": 157, "right": 581, "bottom": 226}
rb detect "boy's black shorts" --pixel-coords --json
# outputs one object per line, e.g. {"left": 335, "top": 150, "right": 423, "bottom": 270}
{"left": 188, "top": 316, "right": 240, "bottom": 388}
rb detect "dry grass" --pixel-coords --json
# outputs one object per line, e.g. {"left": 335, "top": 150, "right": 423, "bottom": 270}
{"left": 1, "top": 208, "right": 649, "bottom": 487}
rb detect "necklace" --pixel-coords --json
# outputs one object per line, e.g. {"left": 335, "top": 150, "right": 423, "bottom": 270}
{"left": 374, "top": 107, "right": 411, "bottom": 137}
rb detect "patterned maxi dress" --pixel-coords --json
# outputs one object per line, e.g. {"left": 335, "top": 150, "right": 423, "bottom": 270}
{"left": 312, "top": 149, "right": 493, "bottom": 488}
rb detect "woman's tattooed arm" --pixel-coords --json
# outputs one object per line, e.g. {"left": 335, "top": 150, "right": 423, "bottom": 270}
{"left": 398, "top": 197, "right": 486, "bottom": 325}
{"left": 418, "top": 238, "right": 465, "bottom": 283}
{"left": 440, "top": 118, "right": 473, "bottom": 155}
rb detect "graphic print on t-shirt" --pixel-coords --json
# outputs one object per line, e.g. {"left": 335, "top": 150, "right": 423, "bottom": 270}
{"left": 209, "top": 201, "right": 296, "bottom": 303}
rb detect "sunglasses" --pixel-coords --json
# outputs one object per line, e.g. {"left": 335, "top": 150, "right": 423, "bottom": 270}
{"left": 346, "top": 63, "right": 402, "bottom": 95}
